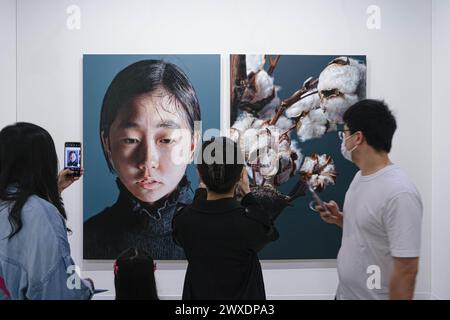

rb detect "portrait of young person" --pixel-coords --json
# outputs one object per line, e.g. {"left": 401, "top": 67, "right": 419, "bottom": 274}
{"left": 83, "top": 56, "right": 220, "bottom": 260}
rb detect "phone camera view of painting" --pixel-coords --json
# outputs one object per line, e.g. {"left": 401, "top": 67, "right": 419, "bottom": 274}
{"left": 66, "top": 148, "right": 80, "bottom": 168}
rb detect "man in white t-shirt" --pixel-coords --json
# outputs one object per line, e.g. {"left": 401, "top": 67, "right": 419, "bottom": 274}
{"left": 316, "top": 99, "right": 423, "bottom": 300}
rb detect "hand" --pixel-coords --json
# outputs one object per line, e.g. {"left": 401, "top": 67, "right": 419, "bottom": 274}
{"left": 316, "top": 200, "right": 343, "bottom": 227}
{"left": 237, "top": 168, "right": 251, "bottom": 195}
{"left": 85, "top": 277, "right": 95, "bottom": 291}
{"left": 58, "top": 168, "right": 84, "bottom": 194}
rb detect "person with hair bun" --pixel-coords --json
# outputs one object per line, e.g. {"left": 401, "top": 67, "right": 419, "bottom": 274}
{"left": 172, "top": 137, "right": 281, "bottom": 300}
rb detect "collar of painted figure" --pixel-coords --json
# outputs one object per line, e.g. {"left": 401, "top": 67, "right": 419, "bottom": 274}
{"left": 116, "top": 176, "right": 192, "bottom": 221}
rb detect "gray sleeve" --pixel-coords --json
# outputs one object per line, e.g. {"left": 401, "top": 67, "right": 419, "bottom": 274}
{"left": 27, "top": 255, "right": 93, "bottom": 300}
{"left": 382, "top": 192, "right": 423, "bottom": 258}
{"left": 26, "top": 201, "right": 93, "bottom": 300}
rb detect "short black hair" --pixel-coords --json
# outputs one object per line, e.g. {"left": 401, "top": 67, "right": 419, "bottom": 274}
{"left": 100, "top": 59, "right": 201, "bottom": 172}
{"left": 196, "top": 137, "right": 244, "bottom": 193}
{"left": 343, "top": 99, "right": 397, "bottom": 153}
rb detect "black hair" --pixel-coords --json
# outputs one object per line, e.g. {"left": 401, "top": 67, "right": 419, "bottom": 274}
{"left": 114, "top": 247, "right": 158, "bottom": 300}
{"left": 196, "top": 137, "right": 244, "bottom": 193}
{"left": 343, "top": 99, "right": 397, "bottom": 153}
{"left": 0, "top": 122, "right": 67, "bottom": 238}
{"left": 100, "top": 59, "right": 201, "bottom": 172}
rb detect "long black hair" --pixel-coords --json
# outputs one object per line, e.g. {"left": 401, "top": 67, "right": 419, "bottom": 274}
{"left": 114, "top": 247, "right": 159, "bottom": 300}
{"left": 100, "top": 59, "right": 201, "bottom": 172}
{"left": 0, "top": 122, "right": 67, "bottom": 238}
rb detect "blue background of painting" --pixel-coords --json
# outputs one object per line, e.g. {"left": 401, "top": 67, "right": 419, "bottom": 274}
{"left": 232, "top": 55, "right": 366, "bottom": 259}
{"left": 83, "top": 55, "right": 220, "bottom": 221}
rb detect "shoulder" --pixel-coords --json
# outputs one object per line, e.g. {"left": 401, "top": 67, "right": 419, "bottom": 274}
{"left": 383, "top": 166, "right": 421, "bottom": 199}
{"left": 22, "top": 196, "right": 67, "bottom": 239}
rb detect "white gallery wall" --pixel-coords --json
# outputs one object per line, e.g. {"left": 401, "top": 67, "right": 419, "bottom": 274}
{"left": 0, "top": 0, "right": 16, "bottom": 129}
{"left": 5, "top": 0, "right": 439, "bottom": 299}
{"left": 431, "top": 0, "right": 450, "bottom": 301}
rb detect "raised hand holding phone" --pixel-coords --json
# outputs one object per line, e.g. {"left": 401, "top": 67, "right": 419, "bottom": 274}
{"left": 64, "top": 142, "right": 82, "bottom": 177}
{"left": 315, "top": 200, "right": 343, "bottom": 227}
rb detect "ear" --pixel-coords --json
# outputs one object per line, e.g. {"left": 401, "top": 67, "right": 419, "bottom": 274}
{"left": 355, "top": 131, "right": 365, "bottom": 145}
{"left": 189, "top": 130, "right": 201, "bottom": 162}
{"left": 101, "top": 131, "right": 114, "bottom": 165}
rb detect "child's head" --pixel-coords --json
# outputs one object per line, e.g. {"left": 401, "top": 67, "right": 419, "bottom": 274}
{"left": 114, "top": 247, "right": 158, "bottom": 300}
{"left": 196, "top": 137, "right": 245, "bottom": 194}
{"left": 100, "top": 60, "right": 201, "bottom": 204}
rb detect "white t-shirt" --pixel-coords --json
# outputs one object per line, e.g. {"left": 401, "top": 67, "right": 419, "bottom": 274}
{"left": 336, "top": 164, "right": 423, "bottom": 300}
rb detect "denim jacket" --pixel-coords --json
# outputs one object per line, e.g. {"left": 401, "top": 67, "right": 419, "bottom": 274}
{"left": 0, "top": 189, "right": 92, "bottom": 300}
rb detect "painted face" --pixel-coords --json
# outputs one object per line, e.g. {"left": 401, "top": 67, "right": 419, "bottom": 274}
{"left": 104, "top": 88, "right": 196, "bottom": 204}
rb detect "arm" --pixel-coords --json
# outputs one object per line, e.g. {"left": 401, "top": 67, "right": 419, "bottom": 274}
{"left": 58, "top": 168, "right": 84, "bottom": 194}
{"left": 28, "top": 254, "right": 93, "bottom": 300}
{"left": 389, "top": 257, "right": 419, "bottom": 300}
{"left": 383, "top": 192, "right": 422, "bottom": 300}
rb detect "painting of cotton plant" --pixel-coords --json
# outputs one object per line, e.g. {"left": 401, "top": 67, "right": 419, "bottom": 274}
{"left": 230, "top": 55, "right": 366, "bottom": 259}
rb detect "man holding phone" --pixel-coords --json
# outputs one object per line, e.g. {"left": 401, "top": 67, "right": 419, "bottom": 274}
{"left": 316, "top": 100, "right": 422, "bottom": 300}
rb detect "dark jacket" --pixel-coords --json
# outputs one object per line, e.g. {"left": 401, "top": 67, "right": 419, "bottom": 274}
{"left": 83, "top": 176, "right": 193, "bottom": 260}
{"left": 172, "top": 189, "right": 280, "bottom": 300}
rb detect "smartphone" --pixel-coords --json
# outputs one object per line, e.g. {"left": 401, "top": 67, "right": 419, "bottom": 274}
{"left": 64, "top": 142, "right": 82, "bottom": 177}
{"left": 308, "top": 185, "right": 330, "bottom": 213}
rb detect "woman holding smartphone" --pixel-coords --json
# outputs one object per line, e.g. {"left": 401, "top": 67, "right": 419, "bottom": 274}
{"left": 0, "top": 122, "right": 92, "bottom": 300}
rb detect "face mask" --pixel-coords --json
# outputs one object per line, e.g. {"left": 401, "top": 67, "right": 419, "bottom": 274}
{"left": 340, "top": 133, "right": 358, "bottom": 162}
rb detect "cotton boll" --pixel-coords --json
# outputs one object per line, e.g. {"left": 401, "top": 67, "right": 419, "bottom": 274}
{"left": 300, "top": 153, "right": 337, "bottom": 191}
{"left": 242, "top": 128, "right": 259, "bottom": 162}
{"left": 285, "top": 93, "right": 321, "bottom": 118}
{"left": 317, "top": 154, "right": 330, "bottom": 167}
{"left": 322, "top": 93, "right": 359, "bottom": 124}
{"left": 251, "top": 70, "right": 275, "bottom": 103}
{"left": 229, "top": 128, "right": 241, "bottom": 143}
{"left": 278, "top": 138, "right": 291, "bottom": 153}
{"left": 258, "top": 93, "right": 281, "bottom": 120}
{"left": 300, "top": 157, "right": 316, "bottom": 174}
{"left": 296, "top": 109, "right": 329, "bottom": 142}
{"left": 252, "top": 118, "right": 266, "bottom": 129}
{"left": 246, "top": 130, "right": 271, "bottom": 164}
{"left": 318, "top": 57, "right": 365, "bottom": 95}
{"left": 275, "top": 115, "right": 293, "bottom": 131}
{"left": 246, "top": 55, "right": 266, "bottom": 75}
{"left": 232, "top": 112, "right": 257, "bottom": 132}
{"left": 259, "top": 149, "right": 279, "bottom": 177}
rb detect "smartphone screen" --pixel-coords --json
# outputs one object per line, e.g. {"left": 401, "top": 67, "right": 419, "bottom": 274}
{"left": 64, "top": 142, "right": 82, "bottom": 176}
